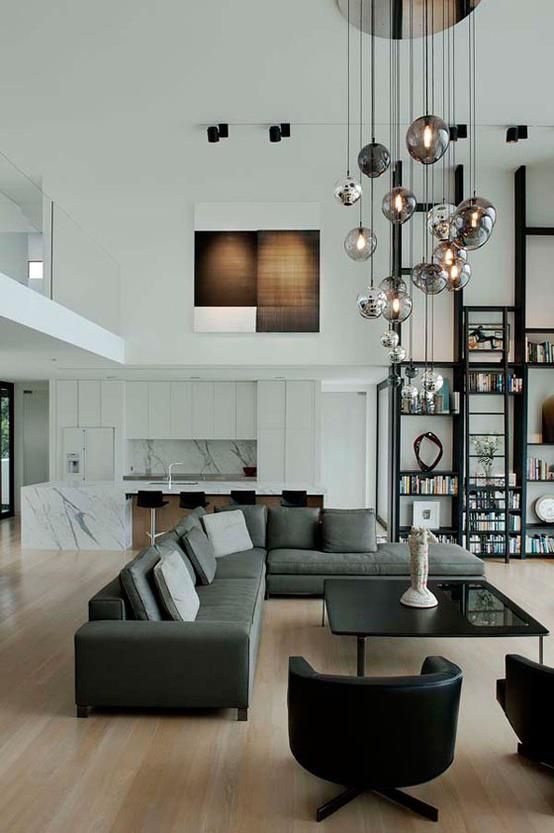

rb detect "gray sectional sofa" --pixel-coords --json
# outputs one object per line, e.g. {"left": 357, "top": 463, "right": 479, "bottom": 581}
{"left": 74, "top": 505, "right": 484, "bottom": 720}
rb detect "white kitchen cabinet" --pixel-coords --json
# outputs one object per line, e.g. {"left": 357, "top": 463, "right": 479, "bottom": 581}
{"left": 148, "top": 382, "right": 171, "bottom": 439}
{"left": 78, "top": 381, "right": 101, "bottom": 427}
{"left": 170, "top": 382, "right": 192, "bottom": 439}
{"left": 257, "top": 428, "right": 286, "bottom": 480}
{"left": 286, "top": 381, "right": 315, "bottom": 430}
{"left": 125, "top": 382, "right": 149, "bottom": 439}
{"left": 285, "top": 428, "right": 315, "bottom": 483}
{"left": 214, "top": 382, "right": 236, "bottom": 439}
{"left": 101, "top": 381, "right": 124, "bottom": 428}
{"left": 257, "top": 381, "right": 285, "bottom": 428}
{"left": 192, "top": 382, "right": 215, "bottom": 439}
{"left": 56, "top": 380, "right": 78, "bottom": 429}
{"left": 236, "top": 382, "right": 257, "bottom": 439}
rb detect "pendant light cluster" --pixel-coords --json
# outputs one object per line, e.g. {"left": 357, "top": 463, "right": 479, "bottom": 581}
{"left": 336, "top": 0, "right": 497, "bottom": 363}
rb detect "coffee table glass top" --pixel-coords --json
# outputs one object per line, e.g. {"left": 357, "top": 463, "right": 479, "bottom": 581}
{"left": 324, "top": 579, "right": 549, "bottom": 638}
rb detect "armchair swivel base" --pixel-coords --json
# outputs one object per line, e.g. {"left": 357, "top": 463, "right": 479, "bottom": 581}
{"left": 316, "top": 785, "right": 438, "bottom": 823}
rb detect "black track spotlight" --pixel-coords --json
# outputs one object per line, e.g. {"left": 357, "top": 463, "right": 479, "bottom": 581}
{"left": 456, "top": 124, "right": 468, "bottom": 139}
{"left": 269, "top": 125, "right": 282, "bottom": 143}
{"left": 207, "top": 124, "right": 229, "bottom": 143}
{"left": 280, "top": 122, "right": 291, "bottom": 138}
{"left": 506, "top": 125, "right": 528, "bottom": 143}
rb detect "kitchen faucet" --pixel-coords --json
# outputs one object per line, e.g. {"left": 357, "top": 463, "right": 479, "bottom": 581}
{"left": 168, "top": 462, "right": 185, "bottom": 490}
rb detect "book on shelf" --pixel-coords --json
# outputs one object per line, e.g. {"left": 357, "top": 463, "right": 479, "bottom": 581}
{"left": 467, "top": 372, "right": 523, "bottom": 394}
{"left": 467, "top": 535, "right": 520, "bottom": 555}
{"left": 526, "top": 534, "right": 554, "bottom": 554}
{"left": 526, "top": 337, "right": 554, "bottom": 364}
{"left": 400, "top": 474, "right": 458, "bottom": 495}
{"left": 400, "top": 532, "right": 457, "bottom": 544}
{"left": 463, "top": 513, "right": 521, "bottom": 532}
{"left": 527, "top": 457, "right": 554, "bottom": 481}
{"left": 468, "top": 473, "right": 517, "bottom": 488}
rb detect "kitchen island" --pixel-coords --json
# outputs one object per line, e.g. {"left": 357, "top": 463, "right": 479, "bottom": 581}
{"left": 21, "top": 480, "right": 326, "bottom": 550}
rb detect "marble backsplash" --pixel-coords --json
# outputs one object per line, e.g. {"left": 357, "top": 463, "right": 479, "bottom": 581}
{"left": 127, "top": 440, "right": 257, "bottom": 476}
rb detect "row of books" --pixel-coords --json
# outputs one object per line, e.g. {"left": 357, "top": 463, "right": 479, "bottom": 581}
{"left": 465, "top": 515, "right": 521, "bottom": 532}
{"left": 526, "top": 534, "right": 554, "bottom": 554}
{"left": 527, "top": 458, "right": 553, "bottom": 481}
{"left": 399, "top": 475, "right": 458, "bottom": 495}
{"left": 526, "top": 339, "right": 554, "bottom": 364}
{"left": 467, "top": 536, "right": 521, "bottom": 555}
{"left": 467, "top": 492, "right": 520, "bottom": 510}
{"left": 400, "top": 533, "right": 457, "bottom": 544}
{"left": 468, "top": 473, "right": 518, "bottom": 487}
{"left": 468, "top": 372, "right": 523, "bottom": 393}
{"left": 401, "top": 390, "right": 457, "bottom": 415}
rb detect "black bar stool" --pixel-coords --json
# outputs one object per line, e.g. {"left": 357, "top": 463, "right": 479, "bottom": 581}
{"left": 230, "top": 490, "right": 256, "bottom": 505}
{"left": 281, "top": 489, "right": 308, "bottom": 507}
{"left": 179, "top": 491, "right": 210, "bottom": 510}
{"left": 136, "top": 490, "right": 169, "bottom": 544}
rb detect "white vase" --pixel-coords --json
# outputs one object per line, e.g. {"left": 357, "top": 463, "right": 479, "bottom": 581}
{"left": 400, "top": 527, "right": 439, "bottom": 608}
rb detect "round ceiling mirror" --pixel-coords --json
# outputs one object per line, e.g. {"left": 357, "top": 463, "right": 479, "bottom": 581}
{"left": 336, "top": 0, "right": 483, "bottom": 39}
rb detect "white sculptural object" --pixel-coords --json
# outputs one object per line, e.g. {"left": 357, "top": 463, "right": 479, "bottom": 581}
{"left": 400, "top": 527, "right": 439, "bottom": 609}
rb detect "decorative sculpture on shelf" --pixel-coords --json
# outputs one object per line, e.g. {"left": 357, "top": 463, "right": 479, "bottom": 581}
{"left": 400, "top": 527, "right": 439, "bottom": 609}
{"left": 414, "top": 432, "right": 443, "bottom": 472}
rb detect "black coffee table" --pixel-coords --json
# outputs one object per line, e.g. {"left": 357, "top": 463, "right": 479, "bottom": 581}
{"left": 324, "top": 579, "right": 549, "bottom": 676}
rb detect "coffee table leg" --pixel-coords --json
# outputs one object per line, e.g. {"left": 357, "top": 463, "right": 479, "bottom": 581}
{"left": 357, "top": 637, "right": 366, "bottom": 676}
{"left": 539, "top": 636, "right": 544, "bottom": 664}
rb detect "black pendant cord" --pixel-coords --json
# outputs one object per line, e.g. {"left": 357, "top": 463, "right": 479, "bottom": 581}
{"left": 468, "top": 8, "right": 474, "bottom": 199}
{"left": 370, "top": 0, "right": 376, "bottom": 143}
{"left": 424, "top": 0, "right": 429, "bottom": 115}
{"left": 358, "top": 0, "right": 364, "bottom": 229}
{"left": 441, "top": 0, "right": 447, "bottom": 203}
{"left": 408, "top": 0, "right": 415, "bottom": 363}
{"left": 471, "top": 7, "right": 477, "bottom": 198}
{"left": 346, "top": 0, "right": 351, "bottom": 177}
{"left": 388, "top": 0, "right": 393, "bottom": 280}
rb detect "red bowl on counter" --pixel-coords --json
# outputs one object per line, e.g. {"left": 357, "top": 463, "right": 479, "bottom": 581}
{"left": 243, "top": 466, "right": 257, "bottom": 478}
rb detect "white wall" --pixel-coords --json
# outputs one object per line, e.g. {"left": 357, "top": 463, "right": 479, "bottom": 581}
{"left": 14, "top": 382, "right": 49, "bottom": 511}
{"left": 321, "top": 392, "right": 367, "bottom": 508}
{"left": 0, "top": 233, "right": 28, "bottom": 285}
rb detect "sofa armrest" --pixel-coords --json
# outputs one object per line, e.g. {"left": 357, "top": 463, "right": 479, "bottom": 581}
{"left": 88, "top": 577, "right": 129, "bottom": 621}
{"left": 75, "top": 620, "right": 251, "bottom": 710}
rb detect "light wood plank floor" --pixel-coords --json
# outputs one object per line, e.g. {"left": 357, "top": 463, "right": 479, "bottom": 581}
{"left": 0, "top": 516, "right": 553, "bottom": 833}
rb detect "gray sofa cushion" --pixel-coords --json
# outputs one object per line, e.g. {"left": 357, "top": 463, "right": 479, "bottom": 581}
{"left": 215, "top": 504, "right": 267, "bottom": 548}
{"left": 376, "top": 543, "right": 484, "bottom": 576}
{"left": 321, "top": 508, "right": 377, "bottom": 553}
{"left": 175, "top": 505, "right": 206, "bottom": 540}
{"left": 155, "top": 531, "right": 196, "bottom": 584}
{"left": 267, "top": 507, "right": 321, "bottom": 551}
{"left": 120, "top": 547, "right": 164, "bottom": 620}
{"left": 153, "top": 550, "right": 200, "bottom": 621}
{"left": 214, "top": 548, "right": 267, "bottom": 581}
{"left": 181, "top": 526, "right": 217, "bottom": 585}
{"left": 196, "top": 578, "right": 261, "bottom": 625}
{"left": 268, "top": 548, "right": 377, "bottom": 575}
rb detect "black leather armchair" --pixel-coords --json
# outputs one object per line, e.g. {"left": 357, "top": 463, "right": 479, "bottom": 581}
{"left": 288, "top": 655, "right": 462, "bottom": 822}
{"left": 497, "top": 654, "right": 554, "bottom": 767}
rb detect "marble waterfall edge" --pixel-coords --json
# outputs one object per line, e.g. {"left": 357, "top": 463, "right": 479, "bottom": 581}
{"left": 127, "top": 439, "right": 257, "bottom": 476}
{"left": 21, "top": 484, "right": 132, "bottom": 550}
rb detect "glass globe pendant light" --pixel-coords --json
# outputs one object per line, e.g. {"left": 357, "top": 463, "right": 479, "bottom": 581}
{"left": 412, "top": 262, "right": 448, "bottom": 295}
{"left": 401, "top": 381, "right": 418, "bottom": 401}
{"left": 334, "top": 176, "right": 362, "bottom": 207}
{"left": 389, "top": 345, "right": 407, "bottom": 364}
{"left": 344, "top": 225, "right": 377, "bottom": 260}
{"left": 406, "top": 115, "right": 450, "bottom": 165}
{"left": 432, "top": 242, "right": 472, "bottom": 291}
{"left": 382, "top": 290, "right": 413, "bottom": 323}
{"left": 451, "top": 197, "right": 496, "bottom": 250}
{"left": 380, "top": 276, "right": 408, "bottom": 295}
{"left": 427, "top": 203, "right": 456, "bottom": 241}
{"left": 382, "top": 187, "right": 416, "bottom": 224}
{"left": 421, "top": 369, "right": 444, "bottom": 393}
{"left": 357, "top": 287, "right": 387, "bottom": 319}
{"left": 334, "top": 0, "right": 362, "bottom": 208}
{"left": 358, "top": 142, "right": 390, "bottom": 178}
{"left": 380, "top": 329, "right": 399, "bottom": 349}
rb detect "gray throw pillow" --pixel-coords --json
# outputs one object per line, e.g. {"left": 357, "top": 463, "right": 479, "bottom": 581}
{"left": 153, "top": 550, "right": 200, "bottom": 621}
{"left": 215, "top": 504, "right": 267, "bottom": 548}
{"left": 181, "top": 526, "right": 217, "bottom": 585}
{"left": 321, "top": 508, "right": 377, "bottom": 553}
{"left": 155, "top": 532, "right": 196, "bottom": 585}
{"left": 267, "top": 507, "right": 321, "bottom": 550}
{"left": 120, "top": 547, "right": 163, "bottom": 620}
{"left": 174, "top": 505, "right": 206, "bottom": 539}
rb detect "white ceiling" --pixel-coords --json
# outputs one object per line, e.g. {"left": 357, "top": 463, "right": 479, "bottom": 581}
{"left": 0, "top": 0, "right": 552, "bottom": 380}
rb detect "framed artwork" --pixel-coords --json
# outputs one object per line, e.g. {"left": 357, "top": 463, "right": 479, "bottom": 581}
{"left": 194, "top": 229, "right": 320, "bottom": 333}
{"left": 467, "top": 323, "right": 506, "bottom": 352}
{"left": 412, "top": 500, "right": 440, "bottom": 530}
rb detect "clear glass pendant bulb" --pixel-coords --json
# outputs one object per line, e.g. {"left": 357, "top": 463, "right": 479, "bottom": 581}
{"left": 412, "top": 262, "right": 448, "bottom": 295}
{"left": 382, "top": 291, "right": 413, "bottom": 323}
{"left": 427, "top": 203, "right": 456, "bottom": 241}
{"left": 406, "top": 115, "right": 450, "bottom": 165}
{"left": 432, "top": 243, "right": 472, "bottom": 291}
{"left": 451, "top": 197, "right": 496, "bottom": 250}
{"left": 421, "top": 369, "right": 444, "bottom": 393}
{"left": 380, "top": 329, "right": 399, "bottom": 349}
{"left": 357, "top": 287, "right": 387, "bottom": 319}
{"left": 344, "top": 226, "right": 377, "bottom": 261}
{"left": 357, "top": 142, "right": 390, "bottom": 178}
{"left": 382, "top": 187, "right": 417, "bottom": 224}
{"left": 380, "top": 276, "right": 408, "bottom": 295}
{"left": 334, "top": 176, "right": 362, "bottom": 207}
{"left": 389, "top": 345, "right": 407, "bottom": 364}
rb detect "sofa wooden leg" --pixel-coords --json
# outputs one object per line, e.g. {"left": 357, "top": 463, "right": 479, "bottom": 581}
{"left": 237, "top": 708, "right": 248, "bottom": 722}
{"left": 76, "top": 705, "right": 91, "bottom": 718}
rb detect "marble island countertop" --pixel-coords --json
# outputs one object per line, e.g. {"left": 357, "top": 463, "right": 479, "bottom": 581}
{"left": 26, "top": 479, "right": 326, "bottom": 496}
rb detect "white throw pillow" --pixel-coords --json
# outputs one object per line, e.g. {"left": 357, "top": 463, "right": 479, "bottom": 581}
{"left": 153, "top": 550, "right": 200, "bottom": 621}
{"left": 202, "top": 510, "right": 254, "bottom": 557}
